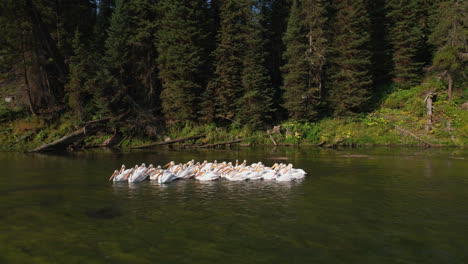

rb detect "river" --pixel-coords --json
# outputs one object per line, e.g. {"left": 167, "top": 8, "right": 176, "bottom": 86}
{"left": 1, "top": 147, "right": 467, "bottom": 263}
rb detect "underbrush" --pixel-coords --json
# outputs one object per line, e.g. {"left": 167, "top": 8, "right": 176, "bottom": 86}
{"left": 1, "top": 78, "right": 465, "bottom": 150}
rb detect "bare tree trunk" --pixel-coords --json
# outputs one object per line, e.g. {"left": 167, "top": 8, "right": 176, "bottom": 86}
{"left": 447, "top": 73, "right": 453, "bottom": 101}
{"left": 424, "top": 91, "right": 434, "bottom": 132}
{"left": 21, "top": 31, "right": 36, "bottom": 116}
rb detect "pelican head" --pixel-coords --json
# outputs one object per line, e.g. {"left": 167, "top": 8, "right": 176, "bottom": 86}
{"left": 109, "top": 170, "right": 118, "bottom": 181}
{"left": 124, "top": 169, "right": 134, "bottom": 180}
{"left": 163, "top": 161, "right": 175, "bottom": 169}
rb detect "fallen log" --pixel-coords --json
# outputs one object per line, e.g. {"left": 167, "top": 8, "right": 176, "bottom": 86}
{"left": 324, "top": 137, "right": 347, "bottom": 148}
{"left": 30, "top": 126, "right": 99, "bottom": 152}
{"left": 197, "top": 139, "right": 243, "bottom": 148}
{"left": 128, "top": 134, "right": 206, "bottom": 149}
{"left": 9, "top": 134, "right": 32, "bottom": 147}
{"left": 29, "top": 118, "right": 110, "bottom": 152}
{"left": 268, "top": 133, "right": 278, "bottom": 146}
{"left": 99, "top": 132, "right": 124, "bottom": 147}
{"left": 395, "top": 125, "right": 438, "bottom": 147}
{"left": 316, "top": 140, "right": 327, "bottom": 147}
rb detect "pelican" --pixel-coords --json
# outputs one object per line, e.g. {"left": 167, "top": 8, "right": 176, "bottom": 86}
{"left": 158, "top": 170, "right": 178, "bottom": 184}
{"left": 276, "top": 164, "right": 305, "bottom": 181}
{"left": 149, "top": 166, "right": 162, "bottom": 180}
{"left": 110, "top": 165, "right": 134, "bottom": 182}
{"left": 109, "top": 160, "right": 306, "bottom": 184}
{"left": 195, "top": 169, "right": 220, "bottom": 181}
{"left": 128, "top": 164, "right": 149, "bottom": 183}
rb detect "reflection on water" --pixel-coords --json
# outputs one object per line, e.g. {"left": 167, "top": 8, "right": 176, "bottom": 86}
{"left": 0, "top": 147, "right": 467, "bottom": 264}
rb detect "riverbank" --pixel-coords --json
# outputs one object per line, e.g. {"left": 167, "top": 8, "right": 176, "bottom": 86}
{"left": 1, "top": 79, "right": 466, "bottom": 151}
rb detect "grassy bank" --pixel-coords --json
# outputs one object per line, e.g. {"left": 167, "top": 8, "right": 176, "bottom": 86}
{"left": 1, "top": 79, "right": 466, "bottom": 151}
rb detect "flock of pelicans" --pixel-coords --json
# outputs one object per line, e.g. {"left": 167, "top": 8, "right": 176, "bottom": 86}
{"left": 109, "top": 160, "right": 306, "bottom": 184}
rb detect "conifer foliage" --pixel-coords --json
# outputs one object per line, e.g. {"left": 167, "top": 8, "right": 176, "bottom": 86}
{"left": 0, "top": 0, "right": 464, "bottom": 134}
{"left": 156, "top": 0, "right": 208, "bottom": 124}
{"left": 386, "top": 0, "right": 428, "bottom": 89}
{"left": 328, "top": 0, "right": 372, "bottom": 116}
{"left": 207, "top": 0, "right": 273, "bottom": 127}
{"left": 429, "top": 0, "right": 467, "bottom": 100}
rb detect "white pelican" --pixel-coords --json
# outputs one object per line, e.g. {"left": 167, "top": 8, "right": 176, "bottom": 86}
{"left": 195, "top": 170, "right": 220, "bottom": 181}
{"left": 276, "top": 164, "right": 305, "bottom": 181}
{"left": 110, "top": 165, "right": 134, "bottom": 182}
{"left": 128, "top": 164, "right": 149, "bottom": 183}
{"left": 158, "top": 170, "right": 178, "bottom": 184}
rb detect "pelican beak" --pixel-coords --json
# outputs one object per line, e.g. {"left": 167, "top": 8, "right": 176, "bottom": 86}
{"left": 271, "top": 164, "right": 277, "bottom": 169}
{"left": 109, "top": 170, "right": 118, "bottom": 181}
{"left": 163, "top": 162, "right": 172, "bottom": 169}
{"left": 124, "top": 170, "right": 133, "bottom": 180}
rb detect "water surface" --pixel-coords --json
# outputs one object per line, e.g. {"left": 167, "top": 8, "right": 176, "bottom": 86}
{"left": 1, "top": 147, "right": 467, "bottom": 263}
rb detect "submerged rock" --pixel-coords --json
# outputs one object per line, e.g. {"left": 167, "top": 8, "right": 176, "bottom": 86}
{"left": 86, "top": 206, "right": 122, "bottom": 219}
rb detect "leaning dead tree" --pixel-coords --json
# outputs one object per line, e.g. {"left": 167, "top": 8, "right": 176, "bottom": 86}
{"left": 29, "top": 118, "right": 111, "bottom": 152}
{"left": 197, "top": 139, "right": 243, "bottom": 148}
{"left": 395, "top": 125, "right": 439, "bottom": 147}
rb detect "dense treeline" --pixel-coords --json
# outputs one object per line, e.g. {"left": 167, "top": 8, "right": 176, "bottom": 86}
{"left": 0, "top": 0, "right": 466, "bottom": 135}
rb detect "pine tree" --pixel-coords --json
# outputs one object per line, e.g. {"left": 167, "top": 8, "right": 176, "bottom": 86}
{"left": 156, "top": 0, "right": 208, "bottom": 124}
{"left": 258, "top": 0, "right": 292, "bottom": 119}
{"left": 386, "top": 0, "right": 428, "bottom": 89}
{"left": 126, "top": 0, "right": 159, "bottom": 108}
{"left": 94, "top": 0, "right": 114, "bottom": 53}
{"left": 429, "top": 0, "right": 467, "bottom": 100}
{"left": 282, "top": 0, "right": 327, "bottom": 121}
{"left": 204, "top": 0, "right": 250, "bottom": 123}
{"left": 100, "top": 0, "right": 130, "bottom": 115}
{"left": 328, "top": 0, "right": 372, "bottom": 116}
{"left": 237, "top": 9, "right": 274, "bottom": 129}
{"left": 303, "top": 0, "right": 327, "bottom": 115}
{"left": 66, "top": 29, "right": 97, "bottom": 121}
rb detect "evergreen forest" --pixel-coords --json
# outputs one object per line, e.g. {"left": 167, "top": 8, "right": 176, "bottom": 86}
{"left": 0, "top": 0, "right": 467, "bottom": 150}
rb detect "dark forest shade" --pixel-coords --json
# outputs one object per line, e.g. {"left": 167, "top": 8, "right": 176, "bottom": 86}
{"left": 0, "top": 0, "right": 465, "bottom": 133}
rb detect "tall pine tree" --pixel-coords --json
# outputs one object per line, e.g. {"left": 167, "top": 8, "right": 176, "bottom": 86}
{"left": 204, "top": 0, "right": 249, "bottom": 123}
{"left": 328, "top": 0, "right": 372, "bottom": 116}
{"left": 282, "top": 0, "right": 327, "bottom": 121}
{"left": 386, "top": 0, "right": 429, "bottom": 89}
{"left": 156, "top": 0, "right": 208, "bottom": 124}
{"left": 237, "top": 7, "right": 274, "bottom": 129}
{"left": 100, "top": 0, "right": 130, "bottom": 115}
{"left": 429, "top": 0, "right": 467, "bottom": 100}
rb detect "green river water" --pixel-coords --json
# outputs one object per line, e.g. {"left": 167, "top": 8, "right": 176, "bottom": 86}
{"left": 0, "top": 147, "right": 467, "bottom": 263}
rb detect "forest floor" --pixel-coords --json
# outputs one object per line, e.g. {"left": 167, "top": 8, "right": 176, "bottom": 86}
{"left": 1, "top": 79, "right": 467, "bottom": 151}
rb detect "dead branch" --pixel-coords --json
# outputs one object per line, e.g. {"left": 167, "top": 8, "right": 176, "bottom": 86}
{"left": 395, "top": 125, "right": 438, "bottom": 147}
{"left": 197, "top": 139, "right": 243, "bottom": 148}
{"left": 29, "top": 118, "right": 110, "bottom": 152}
{"left": 128, "top": 134, "right": 206, "bottom": 149}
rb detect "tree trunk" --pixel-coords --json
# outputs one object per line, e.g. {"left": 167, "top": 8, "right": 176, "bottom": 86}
{"left": 24, "top": 0, "right": 67, "bottom": 111}
{"left": 447, "top": 72, "right": 453, "bottom": 101}
{"left": 424, "top": 91, "right": 434, "bottom": 132}
{"left": 21, "top": 32, "right": 36, "bottom": 116}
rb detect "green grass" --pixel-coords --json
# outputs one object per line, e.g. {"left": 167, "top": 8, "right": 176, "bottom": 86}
{"left": 1, "top": 78, "right": 466, "bottom": 150}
